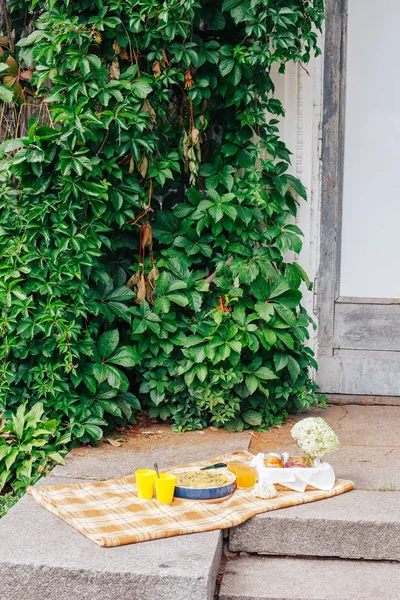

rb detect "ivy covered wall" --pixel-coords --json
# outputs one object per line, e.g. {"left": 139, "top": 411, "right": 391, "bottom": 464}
{"left": 0, "top": 0, "right": 325, "bottom": 491}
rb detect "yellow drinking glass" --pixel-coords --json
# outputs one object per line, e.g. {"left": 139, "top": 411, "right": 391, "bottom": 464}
{"left": 135, "top": 469, "right": 157, "bottom": 500}
{"left": 155, "top": 473, "right": 176, "bottom": 504}
{"left": 227, "top": 461, "right": 243, "bottom": 476}
{"left": 235, "top": 464, "right": 257, "bottom": 489}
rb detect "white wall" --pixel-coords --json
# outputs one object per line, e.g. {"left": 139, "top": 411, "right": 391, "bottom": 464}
{"left": 340, "top": 0, "right": 400, "bottom": 299}
{"left": 272, "top": 50, "right": 324, "bottom": 349}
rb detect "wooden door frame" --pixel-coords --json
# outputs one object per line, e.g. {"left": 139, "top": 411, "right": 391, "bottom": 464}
{"left": 316, "top": 0, "right": 400, "bottom": 399}
{"left": 317, "top": 0, "right": 348, "bottom": 360}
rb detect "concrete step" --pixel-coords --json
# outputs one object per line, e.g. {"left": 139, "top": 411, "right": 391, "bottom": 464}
{"left": 0, "top": 429, "right": 252, "bottom": 600}
{"left": 229, "top": 490, "right": 400, "bottom": 561}
{"left": 219, "top": 556, "right": 400, "bottom": 600}
{"left": 0, "top": 477, "right": 222, "bottom": 600}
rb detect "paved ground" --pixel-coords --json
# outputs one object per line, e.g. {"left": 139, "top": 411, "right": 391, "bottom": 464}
{"left": 52, "top": 427, "right": 252, "bottom": 480}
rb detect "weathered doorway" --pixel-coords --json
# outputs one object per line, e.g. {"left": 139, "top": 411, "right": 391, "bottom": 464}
{"left": 316, "top": 0, "right": 400, "bottom": 397}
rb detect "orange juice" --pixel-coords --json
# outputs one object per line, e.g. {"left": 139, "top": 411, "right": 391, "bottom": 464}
{"left": 227, "top": 461, "right": 243, "bottom": 476}
{"left": 235, "top": 464, "right": 257, "bottom": 488}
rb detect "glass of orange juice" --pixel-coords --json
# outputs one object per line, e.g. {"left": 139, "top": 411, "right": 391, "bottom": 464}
{"left": 135, "top": 469, "right": 157, "bottom": 499}
{"left": 234, "top": 463, "right": 257, "bottom": 489}
{"left": 227, "top": 461, "right": 243, "bottom": 476}
{"left": 155, "top": 473, "right": 176, "bottom": 504}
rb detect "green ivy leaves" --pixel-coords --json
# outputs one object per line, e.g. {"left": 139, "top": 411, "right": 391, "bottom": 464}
{"left": 0, "top": 0, "right": 325, "bottom": 496}
{"left": 0, "top": 85, "right": 13, "bottom": 103}
{"left": 153, "top": 273, "right": 188, "bottom": 312}
{"left": 131, "top": 301, "right": 161, "bottom": 335}
{"left": 92, "top": 330, "right": 139, "bottom": 390}
{"left": 199, "top": 159, "right": 235, "bottom": 191}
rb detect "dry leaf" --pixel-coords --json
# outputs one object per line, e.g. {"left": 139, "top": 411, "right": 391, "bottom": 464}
{"left": 152, "top": 60, "right": 161, "bottom": 78}
{"left": 3, "top": 75, "right": 16, "bottom": 87}
{"left": 148, "top": 266, "right": 159, "bottom": 284}
{"left": 184, "top": 67, "right": 195, "bottom": 89}
{"left": 138, "top": 155, "right": 149, "bottom": 178}
{"left": 6, "top": 56, "right": 18, "bottom": 73}
{"left": 126, "top": 271, "right": 140, "bottom": 289}
{"left": 90, "top": 27, "right": 102, "bottom": 44}
{"left": 129, "top": 156, "right": 135, "bottom": 174}
{"left": 20, "top": 70, "right": 33, "bottom": 81}
{"left": 112, "top": 40, "right": 128, "bottom": 58}
{"left": 145, "top": 277, "right": 154, "bottom": 303}
{"left": 161, "top": 49, "right": 169, "bottom": 67}
{"left": 13, "top": 82, "right": 23, "bottom": 101}
{"left": 110, "top": 60, "right": 120, "bottom": 80}
{"left": 191, "top": 127, "right": 200, "bottom": 144}
{"left": 141, "top": 99, "right": 156, "bottom": 122}
{"left": 136, "top": 273, "right": 146, "bottom": 304}
{"left": 106, "top": 438, "right": 123, "bottom": 447}
{"left": 113, "top": 40, "right": 129, "bottom": 60}
{"left": 141, "top": 223, "right": 152, "bottom": 248}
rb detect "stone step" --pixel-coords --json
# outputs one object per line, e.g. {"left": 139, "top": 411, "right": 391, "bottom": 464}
{"left": 219, "top": 556, "right": 400, "bottom": 600}
{"left": 0, "top": 477, "right": 222, "bottom": 600}
{"left": 0, "top": 429, "right": 252, "bottom": 600}
{"left": 229, "top": 490, "right": 400, "bottom": 561}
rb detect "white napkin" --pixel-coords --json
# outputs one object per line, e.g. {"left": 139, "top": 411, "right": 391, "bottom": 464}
{"left": 250, "top": 453, "right": 336, "bottom": 492}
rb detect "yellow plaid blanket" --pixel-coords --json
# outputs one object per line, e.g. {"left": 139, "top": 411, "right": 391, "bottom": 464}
{"left": 28, "top": 452, "right": 354, "bottom": 547}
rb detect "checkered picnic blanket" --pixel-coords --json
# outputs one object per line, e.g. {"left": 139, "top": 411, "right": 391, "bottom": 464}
{"left": 28, "top": 452, "right": 354, "bottom": 547}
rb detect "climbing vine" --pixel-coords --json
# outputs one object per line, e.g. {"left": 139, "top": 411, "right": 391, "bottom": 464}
{"left": 0, "top": 0, "right": 325, "bottom": 477}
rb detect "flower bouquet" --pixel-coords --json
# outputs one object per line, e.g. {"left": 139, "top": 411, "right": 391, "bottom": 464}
{"left": 291, "top": 417, "right": 339, "bottom": 467}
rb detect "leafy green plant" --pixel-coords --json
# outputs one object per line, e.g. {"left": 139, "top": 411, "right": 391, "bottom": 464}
{"left": 0, "top": 491, "right": 18, "bottom": 518}
{"left": 0, "top": 0, "right": 325, "bottom": 453}
{"left": 0, "top": 403, "right": 69, "bottom": 493}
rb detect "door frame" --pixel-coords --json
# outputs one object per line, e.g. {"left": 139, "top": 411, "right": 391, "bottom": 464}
{"left": 316, "top": 0, "right": 400, "bottom": 399}
{"left": 317, "top": 0, "right": 348, "bottom": 361}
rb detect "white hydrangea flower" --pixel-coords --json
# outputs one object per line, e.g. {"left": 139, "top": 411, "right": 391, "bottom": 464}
{"left": 291, "top": 417, "right": 339, "bottom": 460}
{"left": 252, "top": 481, "right": 277, "bottom": 499}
